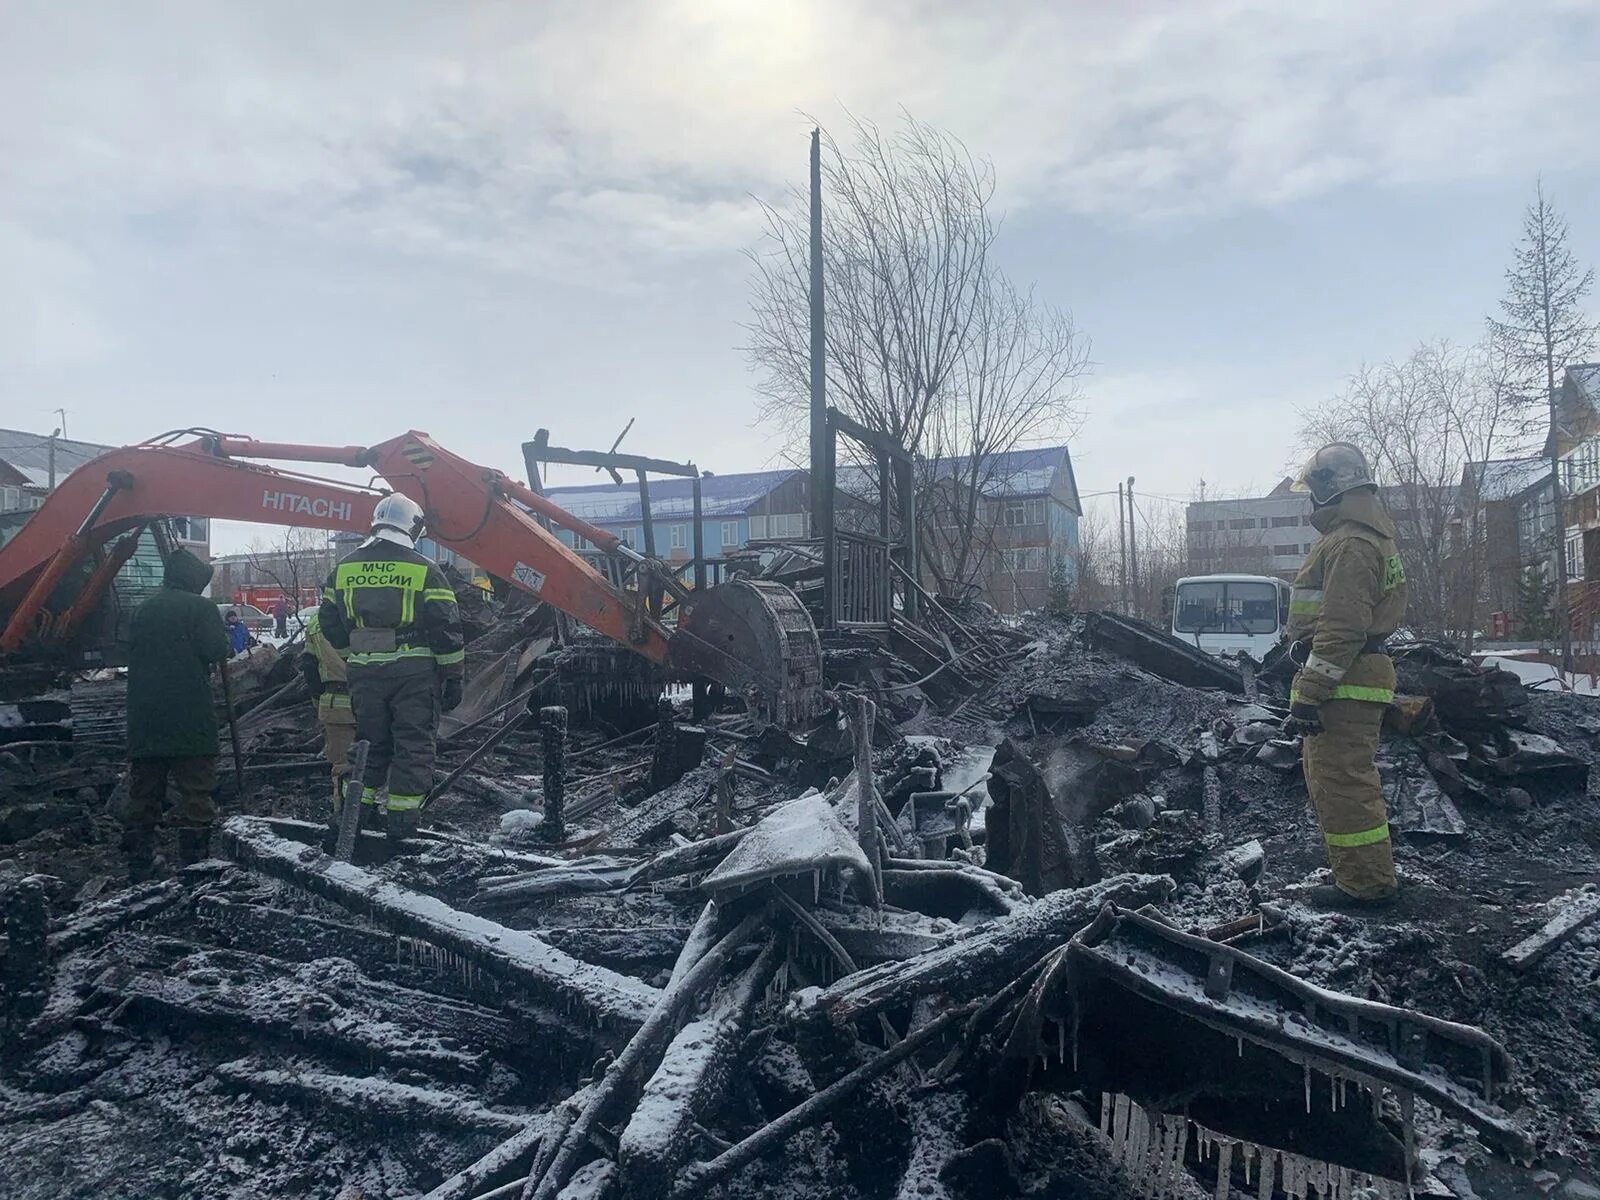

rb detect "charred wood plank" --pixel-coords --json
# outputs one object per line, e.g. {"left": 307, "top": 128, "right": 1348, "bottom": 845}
{"left": 1502, "top": 888, "right": 1600, "bottom": 972}
{"left": 95, "top": 951, "right": 495, "bottom": 1080}
{"left": 537, "top": 927, "right": 691, "bottom": 974}
{"left": 797, "top": 873, "right": 1172, "bottom": 1027}
{"left": 47, "top": 879, "right": 185, "bottom": 955}
{"left": 605, "top": 765, "right": 718, "bottom": 845}
{"left": 619, "top": 939, "right": 783, "bottom": 1199}
{"left": 214, "top": 1058, "right": 530, "bottom": 1134}
{"left": 220, "top": 816, "right": 658, "bottom": 1032}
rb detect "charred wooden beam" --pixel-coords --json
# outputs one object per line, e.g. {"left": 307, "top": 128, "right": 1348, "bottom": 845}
{"left": 619, "top": 939, "right": 783, "bottom": 1199}
{"left": 47, "top": 878, "right": 185, "bottom": 956}
{"left": 220, "top": 816, "right": 659, "bottom": 1032}
{"left": 214, "top": 1058, "right": 530, "bottom": 1135}
{"left": 420, "top": 1107, "right": 562, "bottom": 1200}
{"left": 94, "top": 949, "right": 497, "bottom": 1080}
{"left": 797, "top": 874, "right": 1172, "bottom": 1027}
{"left": 1502, "top": 888, "right": 1600, "bottom": 972}
{"left": 524, "top": 907, "right": 768, "bottom": 1200}
{"left": 674, "top": 1002, "right": 977, "bottom": 1196}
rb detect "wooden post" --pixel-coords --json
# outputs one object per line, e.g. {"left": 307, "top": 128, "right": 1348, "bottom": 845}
{"left": 895, "top": 455, "right": 918, "bottom": 621}
{"left": 849, "top": 692, "right": 882, "bottom": 907}
{"left": 540, "top": 706, "right": 568, "bottom": 843}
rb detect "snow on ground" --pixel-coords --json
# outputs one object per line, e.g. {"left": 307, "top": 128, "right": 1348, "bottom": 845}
{"left": 1476, "top": 653, "right": 1600, "bottom": 696}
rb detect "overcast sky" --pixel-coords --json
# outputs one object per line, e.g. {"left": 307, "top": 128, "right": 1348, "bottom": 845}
{"left": 4, "top": 1, "right": 1598, "bottom": 551}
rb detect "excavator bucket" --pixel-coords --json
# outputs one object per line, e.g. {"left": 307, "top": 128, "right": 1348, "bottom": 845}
{"left": 669, "top": 579, "right": 826, "bottom": 729}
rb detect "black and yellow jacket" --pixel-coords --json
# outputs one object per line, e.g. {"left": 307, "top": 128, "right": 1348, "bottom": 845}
{"left": 1286, "top": 488, "right": 1408, "bottom": 706}
{"left": 318, "top": 539, "right": 465, "bottom": 678}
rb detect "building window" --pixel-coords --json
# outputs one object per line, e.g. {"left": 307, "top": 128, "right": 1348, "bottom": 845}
{"left": 1000, "top": 498, "right": 1047, "bottom": 527}
{"left": 670, "top": 523, "right": 687, "bottom": 549}
{"left": 999, "top": 547, "right": 1046, "bottom": 573}
{"left": 1188, "top": 519, "right": 1213, "bottom": 531}
{"left": 765, "top": 512, "right": 807, "bottom": 538}
{"left": 618, "top": 528, "right": 635, "bottom": 549}
{"left": 1228, "top": 518, "right": 1256, "bottom": 530}
{"left": 0, "top": 485, "right": 18, "bottom": 512}
{"left": 721, "top": 522, "right": 739, "bottom": 547}
{"left": 1271, "top": 544, "right": 1299, "bottom": 556}
{"left": 573, "top": 534, "right": 592, "bottom": 551}
{"left": 1270, "top": 515, "right": 1300, "bottom": 528}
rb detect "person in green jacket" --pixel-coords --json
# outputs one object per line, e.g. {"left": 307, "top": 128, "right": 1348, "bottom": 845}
{"left": 121, "top": 547, "right": 231, "bottom": 880}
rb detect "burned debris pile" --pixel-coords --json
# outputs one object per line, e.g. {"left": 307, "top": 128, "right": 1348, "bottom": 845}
{"left": 4, "top": 608, "right": 1600, "bottom": 1199}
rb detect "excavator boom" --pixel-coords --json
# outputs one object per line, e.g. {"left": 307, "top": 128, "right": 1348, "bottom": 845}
{"left": 0, "top": 431, "right": 824, "bottom": 727}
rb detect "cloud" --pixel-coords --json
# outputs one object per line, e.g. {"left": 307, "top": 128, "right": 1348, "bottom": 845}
{"left": 3, "top": 0, "right": 1595, "bottom": 290}
{"left": 0, "top": 221, "right": 116, "bottom": 369}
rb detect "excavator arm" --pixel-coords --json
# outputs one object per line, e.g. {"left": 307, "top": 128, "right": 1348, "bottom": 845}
{"left": 0, "top": 431, "right": 823, "bottom": 727}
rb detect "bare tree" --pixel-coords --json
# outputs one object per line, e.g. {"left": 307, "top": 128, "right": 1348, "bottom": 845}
{"left": 1061, "top": 502, "right": 1119, "bottom": 612}
{"left": 245, "top": 528, "right": 335, "bottom": 634}
{"left": 745, "top": 111, "right": 1088, "bottom": 598}
{"left": 1298, "top": 340, "right": 1512, "bottom": 640}
{"left": 1486, "top": 180, "right": 1599, "bottom": 669}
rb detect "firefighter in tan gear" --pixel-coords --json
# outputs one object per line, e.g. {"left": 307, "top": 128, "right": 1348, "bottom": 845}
{"left": 297, "top": 611, "right": 357, "bottom": 807}
{"left": 318, "top": 494, "right": 465, "bottom": 841}
{"left": 1282, "top": 443, "right": 1408, "bottom": 908}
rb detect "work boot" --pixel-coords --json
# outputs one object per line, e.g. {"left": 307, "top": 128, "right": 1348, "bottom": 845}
{"left": 386, "top": 808, "right": 419, "bottom": 843}
{"left": 1304, "top": 883, "right": 1398, "bottom": 912}
{"left": 121, "top": 827, "right": 158, "bottom": 884}
{"left": 176, "top": 826, "right": 213, "bottom": 867}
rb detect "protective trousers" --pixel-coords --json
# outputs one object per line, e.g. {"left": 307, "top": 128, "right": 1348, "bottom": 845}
{"left": 322, "top": 718, "right": 357, "bottom": 811}
{"left": 349, "top": 667, "right": 438, "bottom": 813}
{"left": 1301, "top": 698, "right": 1396, "bottom": 899}
{"left": 123, "top": 756, "right": 219, "bottom": 831}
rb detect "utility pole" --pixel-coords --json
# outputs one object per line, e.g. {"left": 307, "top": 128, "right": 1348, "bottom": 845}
{"left": 808, "top": 127, "right": 827, "bottom": 535}
{"left": 47, "top": 428, "right": 60, "bottom": 490}
{"left": 53, "top": 408, "right": 67, "bottom": 439}
{"left": 1117, "top": 482, "right": 1129, "bottom": 615}
{"left": 1125, "top": 476, "right": 1139, "bottom": 618}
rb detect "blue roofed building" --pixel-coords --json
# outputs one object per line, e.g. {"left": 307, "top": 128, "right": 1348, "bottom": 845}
{"left": 539, "top": 444, "right": 1081, "bottom": 615}
{"left": 542, "top": 469, "right": 811, "bottom": 571}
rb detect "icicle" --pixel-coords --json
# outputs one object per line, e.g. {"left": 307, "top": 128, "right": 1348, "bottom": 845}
{"left": 1237, "top": 1035, "right": 1243, "bottom": 1057}
{"left": 1057, "top": 1021, "right": 1065, "bottom": 1065}
{"left": 1305, "top": 1063, "right": 1312, "bottom": 1113}
{"left": 1100, "top": 1094, "right": 1112, "bottom": 1136}
{"left": 1244, "top": 1144, "right": 1251, "bottom": 1187}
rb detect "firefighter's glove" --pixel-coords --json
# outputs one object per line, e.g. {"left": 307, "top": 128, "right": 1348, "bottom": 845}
{"left": 1280, "top": 701, "right": 1323, "bottom": 739}
{"left": 441, "top": 677, "right": 464, "bottom": 712}
{"left": 298, "top": 657, "right": 324, "bottom": 699}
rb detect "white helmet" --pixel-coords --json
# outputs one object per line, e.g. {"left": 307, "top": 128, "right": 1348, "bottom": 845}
{"left": 370, "top": 493, "right": 426, "bottom": 545}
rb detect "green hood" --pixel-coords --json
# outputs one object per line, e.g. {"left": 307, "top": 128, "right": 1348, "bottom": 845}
{"left": 1309, "top": 487, "right": 1396, "bottom": 538}
{"left": 162, "top": 548, "right": 214, "bottom": 594}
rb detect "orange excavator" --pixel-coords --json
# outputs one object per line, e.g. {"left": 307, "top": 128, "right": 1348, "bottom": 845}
{"left": 0, "top": 429, "right": 824, "bottom": 727}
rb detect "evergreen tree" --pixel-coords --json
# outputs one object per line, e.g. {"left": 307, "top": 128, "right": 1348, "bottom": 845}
{"left": 1046, "top": 559, "right": 1074, "bottom": 617}
{"left": 1487, "top": 181, "right": 1599, "bottom": 668}
{"left": 1516, "top": 567, "right": 1554, "bottom": 642}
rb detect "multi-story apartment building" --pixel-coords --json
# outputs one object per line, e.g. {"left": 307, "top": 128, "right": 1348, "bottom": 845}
{"left": 1187, "top": 480, "right": 1442, "bottom": 584}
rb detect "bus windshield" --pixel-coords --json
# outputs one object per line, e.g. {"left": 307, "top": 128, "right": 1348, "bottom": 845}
{"left": 1174, "top": 580, "right": 1281, "bottom": 635}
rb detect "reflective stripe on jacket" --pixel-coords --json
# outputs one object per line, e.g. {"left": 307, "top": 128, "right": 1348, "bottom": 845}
{"left": 1285, "top": 487, "right": 1408, "bottom": 706}
{"left": 317, "top": 540, "right": 465, "bottom": 677}
{"left": 301, "top": 612, "right": 358, "bottom": 724}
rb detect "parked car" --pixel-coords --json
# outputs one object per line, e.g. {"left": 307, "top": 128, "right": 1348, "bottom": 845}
{"left": 217, "top": 602, "right": 274, "bottom": 634}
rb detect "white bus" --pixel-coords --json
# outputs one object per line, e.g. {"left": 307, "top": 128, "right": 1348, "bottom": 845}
{"left": 1171, "top": 574, "right": 1292, "bottom": 660}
